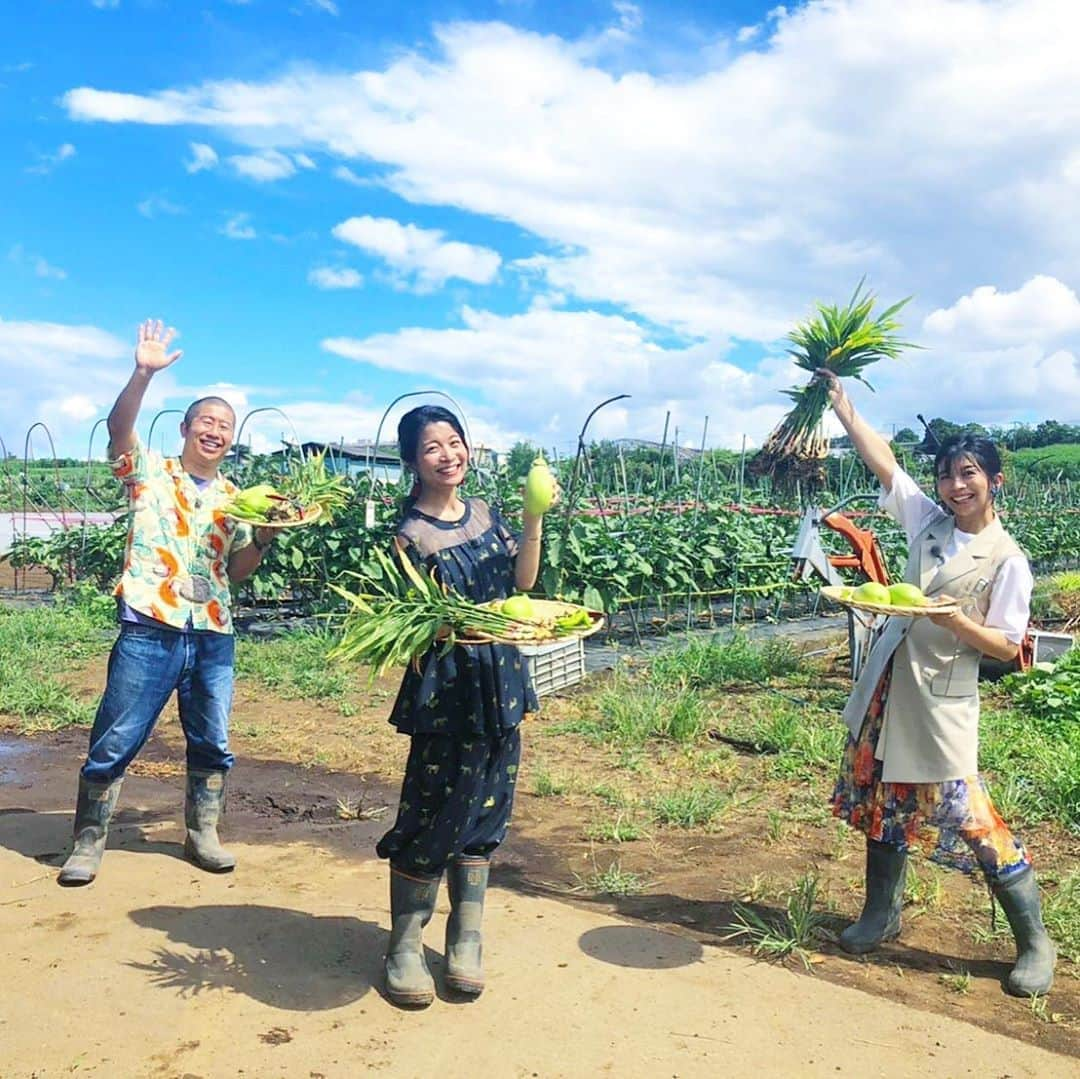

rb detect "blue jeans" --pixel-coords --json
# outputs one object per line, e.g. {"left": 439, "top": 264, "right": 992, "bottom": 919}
{"left": 81, "top": 623, "right": 236, "bottom": 784}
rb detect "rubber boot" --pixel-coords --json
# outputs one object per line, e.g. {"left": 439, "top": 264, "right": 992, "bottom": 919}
{"left": 386, "top": 867, "right": 440, "bottom": 1007}
{"left": 184, "top": 769, "right": 236, "bottom": 872}
{"left": 993, "top": 867, "right": 1057, "bottom": 997}
{"left": 445, "top": 856, "right": 489, "bottom": 996}
{"left": 58, "top": 776, "right": 124, "bottom": 886}
{"left": 839, "top": 838, "right": 908, "bottom": 954}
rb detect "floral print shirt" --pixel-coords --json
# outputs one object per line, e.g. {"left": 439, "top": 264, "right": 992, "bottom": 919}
{"left": 110, "top": 438, "right": 252, "bottom": 634}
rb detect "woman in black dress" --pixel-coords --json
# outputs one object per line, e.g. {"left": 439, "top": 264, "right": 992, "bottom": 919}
{"left": 377, "top": 405, "right": 551, "bottom": 1006}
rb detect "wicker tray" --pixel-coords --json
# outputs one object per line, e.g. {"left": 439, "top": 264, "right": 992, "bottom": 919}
{"left": 459, "top": 598, "right": 605, "bottom": 645}
{"left": 820, "top": 584, "right": 959, "bottom": 618}
{"left": 224, "top": 503, "right": 323, "bottom": 530}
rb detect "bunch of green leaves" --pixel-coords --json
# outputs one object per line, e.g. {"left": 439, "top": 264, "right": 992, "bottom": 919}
{"left": 328, "top": 547, "right": 537, "bottom": 679}
{"left": 279, "top": 449, "right": 352, "bottom": 524}
{"left": 781, "top": 279, "right": 916, "bottom": 439}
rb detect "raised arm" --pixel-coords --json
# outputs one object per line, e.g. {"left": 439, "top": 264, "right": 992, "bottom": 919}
{"left": 816, "top": 368, "right": 897, "bottom": 491}
{"left": 514, "top": 511, "right": 543, "bottom": 591}
{"left": 107, "top": 319, "right": 182, "bottom": 455}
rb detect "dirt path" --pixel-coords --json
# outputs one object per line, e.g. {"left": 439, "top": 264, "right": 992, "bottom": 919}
{"left": 2, "top": 732, "right": 1076, "bottom": 1079}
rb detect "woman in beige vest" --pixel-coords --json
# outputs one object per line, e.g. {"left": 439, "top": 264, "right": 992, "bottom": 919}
{"left": 820, "top": 370, "right": 1056, "bottom": 997}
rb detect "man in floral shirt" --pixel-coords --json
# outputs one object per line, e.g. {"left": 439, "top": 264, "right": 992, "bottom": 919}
{"left": 59, "top": 319, "right": 274, "bottom": 886}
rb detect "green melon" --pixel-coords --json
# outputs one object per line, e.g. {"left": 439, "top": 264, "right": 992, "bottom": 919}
{"left": 852, "top": 581, "right": 891, "bottom": 605}
{"left": 888, "top": 582, "right": 928, "bottom": 607}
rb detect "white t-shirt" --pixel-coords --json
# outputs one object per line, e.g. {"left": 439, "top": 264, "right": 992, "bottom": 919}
{"left": 880, "top": 467, "right": 1032, "bottom": 643}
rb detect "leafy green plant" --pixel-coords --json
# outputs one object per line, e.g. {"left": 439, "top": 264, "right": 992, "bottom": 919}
{"left": 725, "top": 871, "right": 829, "bottom": 971}
{"left": 1000, "top": 646, "right": 1080, "bottom": 735}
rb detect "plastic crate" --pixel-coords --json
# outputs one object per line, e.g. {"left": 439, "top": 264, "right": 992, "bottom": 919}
{"left": 518, "top": 637, "right": 586, "bottom": 698}
{"left": 1031, "top": 630, "right": 1075, "bottom": 665}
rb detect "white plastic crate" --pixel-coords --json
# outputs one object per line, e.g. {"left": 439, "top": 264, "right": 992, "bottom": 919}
{"left": 1031, "top": 630, "right": 1075, "bottom": 665}
{"left": 518, "top": 637, "right": 586, "bottom": 698}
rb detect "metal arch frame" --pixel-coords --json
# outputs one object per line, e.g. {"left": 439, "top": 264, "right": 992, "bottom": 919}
{"left": 231, "top": 407, "right": 304, "bottom": 478}
{"left": 20, "top": 422, "right": 67, "bottom": 589}
{"left": 147, "top": 409, "right": 185, "bottom": 457}
{"left": 369, "top": 389, "right": 479, "bottom": 499}
{"left": 561, "top": 394, "right": 631, "bottom": 533}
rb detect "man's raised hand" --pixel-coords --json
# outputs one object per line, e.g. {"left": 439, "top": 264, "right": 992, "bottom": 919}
{"left": 134, "top": 319, "right": 183, "bottom": 372}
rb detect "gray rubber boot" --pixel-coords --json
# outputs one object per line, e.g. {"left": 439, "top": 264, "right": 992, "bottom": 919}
{"left": 58, "top": 776, "right": 124, "bottom": 886}
{"left": 839, "top": 838, "right": 908, "bottom": 954}
{"left": 184, "top": 769, "right": 236, "bottom": 872}
{"left": 386, "top": 867, "right": 441, "bottom": 1007}
{"left": 993, "top": 867, "right": 1057, "bottom": 997}
{"left": 445, "top": 856, "right": 489, "bottom": 996}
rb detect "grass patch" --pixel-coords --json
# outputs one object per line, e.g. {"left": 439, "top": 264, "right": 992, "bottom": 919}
{"left": 587, "top": 676, "right": 708, "bottom": 747}
{"left": 648, "top": 631, "right": 802, "bottom": 690}
{"left": 532, "top": 767, "right": 570, "bottom": 797}
{"left": 0, "top": 596, "right": 113, "bottom": 730}
{"left": 235, "top": 630, "right": 358, "bottom": 704}
{"left": 980, "top": 701, "right": 1079, "bottom": 833}
{"left": 583, "top": 812, "right": 644, "bottom": 843}
{"left": 573, "top": 859, "right": 648, "bottom": 896}
{"left": 651, "top": 784, "right": 733, "bottom": 828}
{"left": 725, "top": 871, "right": 829, "bottom": 971}
{"left": 1043, "top": 870, "right": 1080, "bottom": 965}
{"left": 712, "top": 699, "right": 847, "bottom": 777}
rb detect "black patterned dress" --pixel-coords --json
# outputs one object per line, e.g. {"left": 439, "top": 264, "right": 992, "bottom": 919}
{"left": 375, "top": 498, "right": 538, "bottom": 877}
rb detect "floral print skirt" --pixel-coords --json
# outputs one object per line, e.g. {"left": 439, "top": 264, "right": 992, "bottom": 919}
{"left": 831, "top": 667, "right": 1030, "bottom": 883}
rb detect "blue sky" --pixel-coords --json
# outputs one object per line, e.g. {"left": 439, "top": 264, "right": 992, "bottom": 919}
{"left": 2, "top": 0, "right": 1078, "bottom": 461}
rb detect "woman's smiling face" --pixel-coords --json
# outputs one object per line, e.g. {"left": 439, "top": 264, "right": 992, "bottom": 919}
{"left": 936, "top": 453, "right": 1001, "bottom": 528}
{"left": 414, "top": 421, "right": 469, "bottom": 493}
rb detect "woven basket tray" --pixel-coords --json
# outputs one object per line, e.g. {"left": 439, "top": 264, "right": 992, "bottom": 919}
{"left": 459, "top": 598, "right": 605, "bottom": 645}
{"left": 820, "top": 585, "right": 960, "bottom": 618}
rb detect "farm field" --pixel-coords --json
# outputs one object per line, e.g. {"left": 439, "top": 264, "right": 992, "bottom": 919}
{"left": 1, "top": 605, "right": 1077, "bottom": 1075}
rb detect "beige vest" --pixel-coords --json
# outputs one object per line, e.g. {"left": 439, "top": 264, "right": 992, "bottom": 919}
{"left": 842, "top": 514, "right": 1025, "bottom": 783}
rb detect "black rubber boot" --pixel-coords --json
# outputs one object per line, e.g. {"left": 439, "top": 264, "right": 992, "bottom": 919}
{"left": 993, "top": 867, "right": 1057, "bottom": 997}
{"left": 445, "top": 856, "right": 489, "bottom": 996}
{"left": 58, "top": 776, "right": 124, "bottom": 886}
{"left": 184, "top": 769, "right": 236, "bottom": 872}
{"left": 839, "top": 838, "right": 908, "bottom": 954}
{"left": 386, "top": 867, "right": 441, "bottom": 1007}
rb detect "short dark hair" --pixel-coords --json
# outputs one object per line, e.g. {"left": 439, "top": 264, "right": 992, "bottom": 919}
{"left": 183, "top": 396, "right": 236, "bottom": 428}
{"left": 934, "top": 434, "right": 1002, "bottom": 481}
{"left": 397, "top": 405, "right": 467, "bottom": 466}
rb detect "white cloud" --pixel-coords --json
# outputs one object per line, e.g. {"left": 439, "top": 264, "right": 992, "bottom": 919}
{"left": 8, "top": 245, "right": 67, "bottom": 281}
{"left": 185, "top": 141, "right": 218, "bottom": 173}
{"left": 736, "top": 25, "right": 761, "bottom": 44}
{"left": 27, "top": 142, "right": 76, "bottom": 175}
{"left": 321, "top": 305, "right": 791, "bottom": 449}
{"left": 293, "top": 152, "right": 317, "bottom": 170}
{"left": 332, "top": 216, "right": 500, "bottom": 290}
{"left": 229, "top": 149, "right": 297, "bottom": 182}
{"left": 136, "top": 194, "right": 185, "bottom": 218}
{"left": 309, "top": 266, "right": 364, "bottom": 290}
{"left": 57, "top": 2, "right": 1080, "bottom": 439}
{"left": 307, "top": 0, "right": 339, "bottom": 14}
{"left": 332, "top": 165, "right": 366, "bottom": 186}
{"left": 923, "top": 276, "right": 1080, "bottom": 345}
{"left": 220, "top": 213, "right": 256, "bottom": 240}
{"left": 0, "top": 317, "right": 132, "bottom": 443}
{"left": 90, "top": 1, "right": 120, "bottom": 9}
